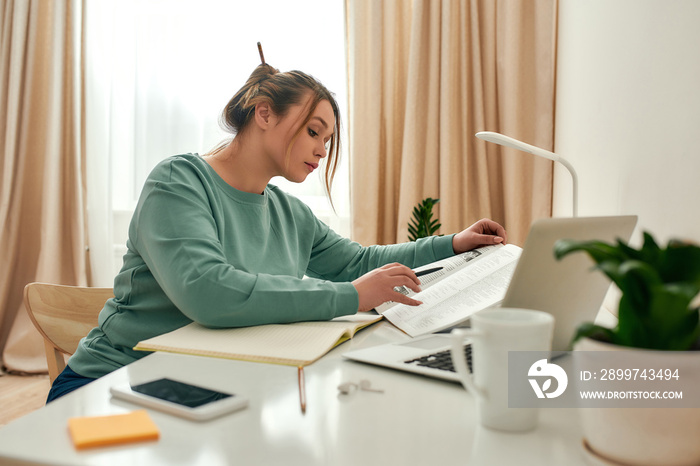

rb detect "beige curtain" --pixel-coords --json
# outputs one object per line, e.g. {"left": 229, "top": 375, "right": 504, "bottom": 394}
{"left": 346, "top": 0, "right": 557, "bottom": 247}
{"left": 0, "top": 0, "right": 88, "bottom": 373}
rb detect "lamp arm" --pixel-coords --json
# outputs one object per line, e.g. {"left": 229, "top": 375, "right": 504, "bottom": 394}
{"left": 475, "top": 131, "right": 579, "bottom": 217}
{"left": 557, "top": 157, "right": 579, "bottom": 218}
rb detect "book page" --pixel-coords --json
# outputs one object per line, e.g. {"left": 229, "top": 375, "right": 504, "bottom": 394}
{"left": 134, "top": 314, "right": 382, "bottom": 366}
{"left": 382, "top": 244, "right": 521, "bottom": 336}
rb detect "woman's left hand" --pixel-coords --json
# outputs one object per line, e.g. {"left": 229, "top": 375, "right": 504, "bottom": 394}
{"left": 452, "top": 218, "right": 507, "bottom": 254}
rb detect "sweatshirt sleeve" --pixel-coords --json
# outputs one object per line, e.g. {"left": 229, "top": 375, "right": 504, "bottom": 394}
{"left": 130, "top": 160, "right": 359, "bottom": 328}
{"left": 305, "top": 213, "right": 456, "bottom": 282}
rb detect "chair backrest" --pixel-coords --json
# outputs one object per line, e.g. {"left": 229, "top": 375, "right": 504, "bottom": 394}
{"left": 23, "top": 282, "right": 113, "bottom": 384}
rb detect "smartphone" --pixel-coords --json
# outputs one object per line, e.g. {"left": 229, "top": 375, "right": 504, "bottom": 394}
{"left": 110, "top": 378, "right": 248, "bottom": 421}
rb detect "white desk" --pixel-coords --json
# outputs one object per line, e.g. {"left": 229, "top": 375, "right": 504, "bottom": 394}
{"left": 0, "top": 321, "right": 587, "bottom": 465}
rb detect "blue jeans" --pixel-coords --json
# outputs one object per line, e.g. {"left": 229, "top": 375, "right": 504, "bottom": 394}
{"left": 46, "top": 365, "right": 97, "bottom": 403}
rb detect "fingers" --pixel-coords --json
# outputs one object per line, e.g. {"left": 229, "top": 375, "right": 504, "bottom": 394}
{"left": 452, "top": 218, "right": 509, "bottom": 253}
{"left": 484, "top": 232, "right": 505, "bottom": 244}
{"left": 472, "top": 219, "right": 507, "bottom": 244}
{"left": 489, "top": 220, "right": 507, "bottom": 244}
{"left": 380, "top": 262, "right": 421, "bottom": 289}
{"left": 352, "top": 263, "right": 424, "bottom": 312}
{"left": 390, "top": 294, "right": 423, "bottom": 307}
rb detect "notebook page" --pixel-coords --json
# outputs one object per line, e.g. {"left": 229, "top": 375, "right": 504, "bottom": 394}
{"left": 135, "top": 314, "right": 382, "bottom": 366}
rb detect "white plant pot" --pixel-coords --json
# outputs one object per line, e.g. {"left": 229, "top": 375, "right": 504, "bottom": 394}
{"left": 574, "top": 337, "right": 700, "bottom": 466}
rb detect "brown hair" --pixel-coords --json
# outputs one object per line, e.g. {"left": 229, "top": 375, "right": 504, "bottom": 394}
{"left": 215, "top": 64, "right": 341, "bottom": 204}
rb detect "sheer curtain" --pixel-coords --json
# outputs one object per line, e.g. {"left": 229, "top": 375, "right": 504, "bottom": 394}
{"left": 85, "top": 0, "right": 350, "bottom": 286}
{"left": 346, "top": 0, "right": 558, "bottom": 247}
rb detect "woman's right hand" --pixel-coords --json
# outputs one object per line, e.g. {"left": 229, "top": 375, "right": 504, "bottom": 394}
{"left": 352, "top": 263, "right": 423, "bottom": 312}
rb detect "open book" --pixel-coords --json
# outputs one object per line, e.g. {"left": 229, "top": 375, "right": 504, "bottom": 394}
{"left": 377, "top": 243, "right": 522, "bottom": 337}
{"left": 134, "top": 313, "right": 382, "bottom": 367}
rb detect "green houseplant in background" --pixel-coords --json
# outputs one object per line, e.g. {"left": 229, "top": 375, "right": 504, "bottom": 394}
{"left": 408, "top": 198, "right": 442, "bottom": 242}
{"left": 554, "top": 232, "right": 700, "bottom": 466}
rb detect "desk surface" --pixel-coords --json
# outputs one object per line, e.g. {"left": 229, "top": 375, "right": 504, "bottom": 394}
{"left": 0, "top": 321, "right": 587, "bottom": 466}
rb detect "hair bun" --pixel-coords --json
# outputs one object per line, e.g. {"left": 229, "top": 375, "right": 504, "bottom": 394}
{"left": 258, "top": 63, "right": 279, "bottom": 80}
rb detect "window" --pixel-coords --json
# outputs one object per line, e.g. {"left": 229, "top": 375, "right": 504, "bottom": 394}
{"left": 85, "top": 0, "right": 349, "bottom": 283}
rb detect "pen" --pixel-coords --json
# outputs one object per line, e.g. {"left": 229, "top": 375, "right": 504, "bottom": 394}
{"left": 416, "top": 266, "right": 443, "bottom": 277}
{"left": 298, "top": 366, "right": 306, "bottom": 414}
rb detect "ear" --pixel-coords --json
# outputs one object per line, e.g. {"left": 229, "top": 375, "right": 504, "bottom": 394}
{"left": 254, "top": 102, "right": 275, "bottom": 129}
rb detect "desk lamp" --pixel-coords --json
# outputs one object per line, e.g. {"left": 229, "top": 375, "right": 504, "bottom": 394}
{"left": 475, "top": 131, "right": 578, "bottom": 217}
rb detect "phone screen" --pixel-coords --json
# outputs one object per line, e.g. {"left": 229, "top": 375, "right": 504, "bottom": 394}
{"left": 130, "top": 378, "right": 233, "bottom": 408}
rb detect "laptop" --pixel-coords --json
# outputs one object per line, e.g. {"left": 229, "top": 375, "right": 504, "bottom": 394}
{"left": 343, "top": 215, "right": 638, "bottom": 382}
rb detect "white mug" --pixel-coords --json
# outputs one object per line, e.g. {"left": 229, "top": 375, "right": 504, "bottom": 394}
{"left": 450, "top": 308, "right": 554, "bottom": 432}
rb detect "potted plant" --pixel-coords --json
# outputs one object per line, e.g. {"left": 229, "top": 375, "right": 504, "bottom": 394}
{"left": 554, "top": 232, "right": 700, "bottom": 466}
{"left": 408, "top": 197, "right": 441, "bottom": 242}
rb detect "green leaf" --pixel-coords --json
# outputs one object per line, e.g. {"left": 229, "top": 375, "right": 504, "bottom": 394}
{"left": 614, "top": 238, "right": 640, "bottom": 260}
{"left": 615, "top": 294, "right": 652, "bottom": 348}
{"left": 674, "top": 309, "right": 700, "bottom": 350}
{"left": 641, "top": 231, "right": 662, "bottom": 257}
{"left": 645, "top": 286, "right": 699, "bottom": 350}
{"left": 662, "top": 242, "right": 700, "bottom": 286}
{"left": 554, "top": 239, "right": 627, "bottom": 265}
{"left": 615, "top": 232, "right": 662, "bottom": 266}
{"left": 571, "top": 322, "right": 616, "bottom": 348}
{"left": 616, "top": 260, "right": 662, "bottom": 308}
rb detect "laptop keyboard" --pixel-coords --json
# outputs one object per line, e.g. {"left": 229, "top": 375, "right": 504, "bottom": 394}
{"left": 404, "top": 344, "right": 472, "bottom": 373}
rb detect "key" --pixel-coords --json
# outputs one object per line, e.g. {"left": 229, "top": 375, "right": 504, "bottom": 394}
{"left": 359, "top": 379, "right": 384, "bottom": 393}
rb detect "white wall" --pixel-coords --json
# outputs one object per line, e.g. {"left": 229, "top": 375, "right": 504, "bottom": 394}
{"left": 554, "top": 0, "right": 700, "bottom": 246}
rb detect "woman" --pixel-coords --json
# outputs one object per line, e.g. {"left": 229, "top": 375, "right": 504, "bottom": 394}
{"left": 48, "top": 57, "right": 506, "bottom": 402}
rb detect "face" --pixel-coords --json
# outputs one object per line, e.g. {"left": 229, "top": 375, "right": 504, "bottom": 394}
{"left": 266, "top": 97, "right": 335, "bottom": 184}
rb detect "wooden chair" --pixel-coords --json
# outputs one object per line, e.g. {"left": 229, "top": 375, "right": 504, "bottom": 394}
{"left": 23, "top": 282, "right": 113, "bottom": 384}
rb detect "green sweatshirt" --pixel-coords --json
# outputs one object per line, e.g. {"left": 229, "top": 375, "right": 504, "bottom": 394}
{"left": 69, "top": 154, "right": 456, "bottom": 378}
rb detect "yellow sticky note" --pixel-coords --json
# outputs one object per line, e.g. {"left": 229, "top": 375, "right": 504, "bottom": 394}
{"left": 67, "top": 410, "right": 160, "bottom": 450}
